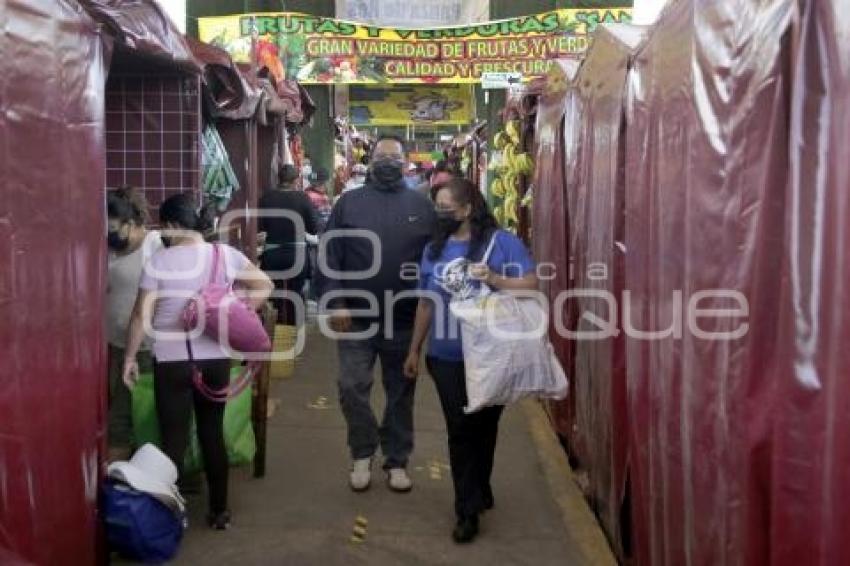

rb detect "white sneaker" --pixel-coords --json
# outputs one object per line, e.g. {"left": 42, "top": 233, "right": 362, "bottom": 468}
{"left": 349, "top": 458, "right": 372, "bottom": 492}
{"left": 387, "top": 468, "right": 413, "bottom": 493}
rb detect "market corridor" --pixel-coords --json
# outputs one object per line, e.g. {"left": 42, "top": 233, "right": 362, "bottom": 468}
{"left": 172, "top": 322, "right": 612, "bottom": 565}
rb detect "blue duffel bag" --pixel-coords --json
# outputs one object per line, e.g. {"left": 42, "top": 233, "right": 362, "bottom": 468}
{"left": 102, "top": 480, "right": 185, "bottom": 563}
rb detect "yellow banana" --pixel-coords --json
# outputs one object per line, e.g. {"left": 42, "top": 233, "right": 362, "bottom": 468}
{"left": 503, "top": 144, "right": 517, "bottom": 169}
{"left": 491, "top": 178, "right": 506, "bottom": 198}
{"left": 506, "top": 120, "right": 521, "bottom": 144}
{"left": 493, "top": 205, "right": 505, "bottom": 225}
{"left": 502, "top": 171, "right": 516, "bottom": 194}
{"left": 515, "top": 153, "right": 534, "bottom": 175}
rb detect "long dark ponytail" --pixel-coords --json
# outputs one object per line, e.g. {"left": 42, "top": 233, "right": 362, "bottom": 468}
{"left": 429, "top": 178, "right": 498, "bottom": 261}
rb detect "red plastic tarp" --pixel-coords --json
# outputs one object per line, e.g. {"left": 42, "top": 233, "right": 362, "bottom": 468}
{"left": 0, "top": 1, "right": 110, "bottom": 564}
{"left": 533, "top": 0, "right": 849, "bottom": 563}
{"left": 80, "top": 0, "right": 201, "bottom": 73}
{"left": 188, "top": 36, "right": 262, "bottom": 120}
{"left": 770, "top": 0, "right": 850, "bottom": 563}
{"left": 532, "top": 60, "right": 579, "bottom": 442}
{"left": 624, "top": 0, "right": 794, "bottom": 563}
{"left": 565, "top": 24, "right": 646, "bottom": 558}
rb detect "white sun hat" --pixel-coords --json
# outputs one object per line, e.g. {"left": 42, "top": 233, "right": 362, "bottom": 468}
{"left": 108, "top": 444, "right": 186, "bottom": 513}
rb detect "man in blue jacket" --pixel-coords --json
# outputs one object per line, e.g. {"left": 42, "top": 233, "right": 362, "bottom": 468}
{"left": 317, "top": 136, "right": 436, "bottom": 493}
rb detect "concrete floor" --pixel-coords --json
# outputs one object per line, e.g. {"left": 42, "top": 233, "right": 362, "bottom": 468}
{"left": 172, "top": 323, "right": 613, "bottom": 566}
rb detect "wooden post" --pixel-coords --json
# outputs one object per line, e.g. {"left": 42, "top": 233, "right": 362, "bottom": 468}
{"left": 252, "top": 303, "right": 277, "bottom": 478}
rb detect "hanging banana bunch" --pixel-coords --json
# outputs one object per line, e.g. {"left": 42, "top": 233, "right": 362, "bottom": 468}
{"left": 491, "top": 177, "right": 506, "bottom": 198}
{"left": 489, "top": 117, "right": 535, "bottom": 232}
{"left": 493, "top": 131, "right": 511, "bottom": 150}
{"left": 503, "top": 144, "right": 517, "bottom": 170}
{"left": 505, "top": 120, "right": 521, "bottom": 145}
{"left": 514, "top": 152, "right": 535, "bottom": 175}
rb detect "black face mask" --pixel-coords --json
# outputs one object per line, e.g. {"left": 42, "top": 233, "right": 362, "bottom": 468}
{"left": 435, "top": 212, "right": 464, "bottom": 235}
{"left": 107, "top": 230, "right": 129, "bottom": 252}
{"left": 371, "top": 158, "right": 404, "bottom": 185}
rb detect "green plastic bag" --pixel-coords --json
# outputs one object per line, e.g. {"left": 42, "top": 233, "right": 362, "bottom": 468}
{"left": 131, "top": 367, "right": 256, "bottom": 474}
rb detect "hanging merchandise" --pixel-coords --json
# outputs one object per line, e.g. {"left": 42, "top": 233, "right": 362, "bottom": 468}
{"left": 201, "top": 125, "right": 241, "bottom": 211}
{"left": 489, "top": 134, "right": 523, "bottom": 232}
{"left": 488, "top": 108, "right": 536, "bottom": 234}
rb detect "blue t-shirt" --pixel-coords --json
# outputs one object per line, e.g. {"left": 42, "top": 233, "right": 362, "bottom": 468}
{"left": 419, "top": 230, "right": 536, "bottom": 361}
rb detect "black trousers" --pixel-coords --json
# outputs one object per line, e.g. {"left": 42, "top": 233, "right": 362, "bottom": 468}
{"left": 260, "top": 247, "right": 307, "bottom": 325}
{"left": 427, "top": 357, "right": 504, "bottom": 519}
{"left": 153, "top": 359, "right": 230, "bottom": 514}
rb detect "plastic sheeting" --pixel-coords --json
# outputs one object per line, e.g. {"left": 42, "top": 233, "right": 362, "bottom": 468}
{"left": 770, "top": 0, "right": 850, "bottom": 563}
{"left": 624, "top": 0, "right": 794, "bottom": 563}
{"left": 80, "top": 0, "right": 201, "bottom": 73}
{"left": 566, "top": 25, "right": 646, "bottom": 558}
{"left": 532, "top": 0, "right": 850, "bottom": 563}
{"left": 188, "top": 36, "right": 262, "bottom": 120}
{"left": 0, "top": 1, "right": 110, "bottom": 564}
{"left": 532, "top": 60, "right": 579, "bottom": 442}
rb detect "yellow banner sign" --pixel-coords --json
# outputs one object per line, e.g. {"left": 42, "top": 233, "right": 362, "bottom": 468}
{"left": 198, "top": 8, "right": 632, "bottom": 84}
{"left": 350, "top": 85, "right": 473, "bottom": 126}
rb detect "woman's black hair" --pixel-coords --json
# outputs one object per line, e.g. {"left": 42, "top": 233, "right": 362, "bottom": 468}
{"left": 159, "top": 192, "right": 214, "bottom": 233}
{"left": 107, "top": 186, "right": 149, "bottom": 225}
{"left": 429, "top": 178, "right": 498, "bottom": 261}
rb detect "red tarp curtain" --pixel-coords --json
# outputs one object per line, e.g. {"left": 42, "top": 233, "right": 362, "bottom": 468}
{"left": 532, "top": 0, "right": 850, "bottom": 563}
{"left": 770, "top": 0, "right": 850, "bottom": 563}
{"left": 624, "top": 0, "right": 794, "bottom": 563}
{"left": 0, "top": 1, "right": 110, "bottom": 563}
{"left": 532, "top": 61, "right": 577, "bottom": 444}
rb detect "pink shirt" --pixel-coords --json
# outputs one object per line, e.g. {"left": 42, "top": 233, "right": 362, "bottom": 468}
{"left": 139, "top": 242, "right": 251, "bottom": 362}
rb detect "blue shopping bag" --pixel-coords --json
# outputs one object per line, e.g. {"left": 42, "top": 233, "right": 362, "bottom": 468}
{"left": 102, "top": 480, "right": 185, "bottom": 563}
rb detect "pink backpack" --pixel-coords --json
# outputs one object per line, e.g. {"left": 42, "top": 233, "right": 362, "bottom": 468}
{"left": 183, "top": 244, "right": 271, "bottom": 401}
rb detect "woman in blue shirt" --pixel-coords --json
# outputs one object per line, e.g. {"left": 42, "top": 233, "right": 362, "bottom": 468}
{"left": 403, "top": 178, "right": 537, "bottom": 543}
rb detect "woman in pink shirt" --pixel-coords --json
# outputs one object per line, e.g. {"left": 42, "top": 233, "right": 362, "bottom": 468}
{"left": 122, "top": 194, "right": 272, "bottom": 530}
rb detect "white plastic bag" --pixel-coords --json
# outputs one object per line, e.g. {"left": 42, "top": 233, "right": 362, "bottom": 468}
{"left": 449, "top": 239, "right": 568, "bottom": 413}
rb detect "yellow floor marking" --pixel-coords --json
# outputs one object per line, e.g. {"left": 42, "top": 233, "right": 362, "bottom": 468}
{"left": 521, "top": 399, "right": 618, "bottom": 566}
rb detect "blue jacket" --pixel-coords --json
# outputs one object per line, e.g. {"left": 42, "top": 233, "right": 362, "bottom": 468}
{"left": 316, "top": 179, "right": 436, "bottom": 329}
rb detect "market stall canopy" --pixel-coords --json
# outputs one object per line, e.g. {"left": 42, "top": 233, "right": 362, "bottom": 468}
{"left": 187, "top": 36, "right": 261, "bottom": 120}
{"left": 189, "top": 36, "right": 316, "bottom": 126}
{"left": 80, "top": 0, "right": 201, "bottom": 73}
{"left": 257, "top": 78, "right": 316, "bottom": 126}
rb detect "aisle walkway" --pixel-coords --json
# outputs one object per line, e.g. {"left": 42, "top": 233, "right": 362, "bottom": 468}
{"left": 175, "top": 324, "right": 614, "bottom": 565}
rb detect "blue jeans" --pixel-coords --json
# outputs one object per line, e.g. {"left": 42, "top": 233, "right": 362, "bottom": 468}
{"left": 337, "top": 324, "right": 415, "bottom": 469}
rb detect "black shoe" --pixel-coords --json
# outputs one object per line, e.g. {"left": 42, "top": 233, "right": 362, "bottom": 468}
{"left": 452, "top": 515, "right": 479, "bottom": 544}
{"left": 207, "top": 510, "right": 231, "bottom": 530}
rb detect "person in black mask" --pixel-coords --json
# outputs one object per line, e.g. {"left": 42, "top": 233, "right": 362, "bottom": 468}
{"left": 403, "top": 178, "right": 537, "bottom": 544}
{"left": 316, "top": 135, "right": 436, "bottom": 494}
{"left": 105, "top": 187, "right": 162, "bottom": 461}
